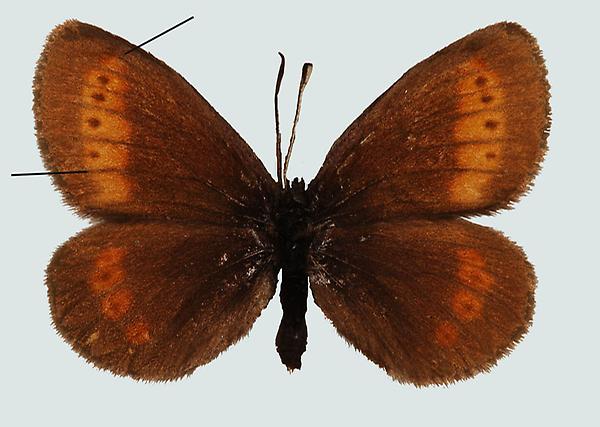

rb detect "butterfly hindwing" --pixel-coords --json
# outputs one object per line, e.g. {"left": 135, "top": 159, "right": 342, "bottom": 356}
{"left": 34, "top": 20, "right": 276, "bottom": 223}
{"left": 46, "top": 222, "right": 277, "bottom": 380}
{"left": 308, "top": 22, "right": 550, "bottom": 226}
{"left": 308, "top": 219, "right": 535, "bottom": 385}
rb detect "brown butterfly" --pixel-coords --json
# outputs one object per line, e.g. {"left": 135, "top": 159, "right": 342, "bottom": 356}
{"left": 33, "top": 20, "right": 549, "bottom": 385}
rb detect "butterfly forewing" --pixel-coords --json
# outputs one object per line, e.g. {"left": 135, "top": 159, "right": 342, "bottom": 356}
{"left": 308, "top": 22, "right": 549, "bottom": 226}
{"left": 47, "top": 222, "right": 277, "bottom": 380}
{"left": 308, "top": 219, "right": 535, "bottom": 385}
{"left": 34, "top": 20, "right": 276, "bottom": 223}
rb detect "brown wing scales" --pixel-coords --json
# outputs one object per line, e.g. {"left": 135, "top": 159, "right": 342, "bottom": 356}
{"left": 309, "top": 22, "right": 549, "bottom": 225}
{"left": 47, "top": 222, "right": 277, "bottom": 380}
{"left": 34, "top": 20, "right": 549, "bottom": 384}
{"left": 308, "top": 219, "right": 535, "bottom": 385}
{"left": 34, "top": 20, "right": 276, "bottom": 223}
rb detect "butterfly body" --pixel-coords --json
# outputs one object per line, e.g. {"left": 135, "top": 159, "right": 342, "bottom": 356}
{"left": 34, "top": 20, "right": 549, "bottom": 385}
{"left": 274, "top": 178, "right": 312, "bottom": 370}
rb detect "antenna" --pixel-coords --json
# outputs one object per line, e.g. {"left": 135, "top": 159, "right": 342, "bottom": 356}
{"left": 283, "top": 62, "right": 313, "bottom": 186}
{"left": 274, "top": 53, "right": 286, "bottom": 189}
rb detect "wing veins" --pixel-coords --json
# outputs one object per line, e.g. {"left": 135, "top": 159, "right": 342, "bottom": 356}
{"left": 312, "top": 250, "right": 489, "bottom": 353}
{"left": 171, "top": 251, "right": 275, "bottom": 333}
{"left": 314, "top": 167, "right": 498, "bottom": 223}
{"left": 310, "top": 256, "right": 463, "bottom": 374}
{"left": 49, "top": 61, "right": 274, "bottom": 204}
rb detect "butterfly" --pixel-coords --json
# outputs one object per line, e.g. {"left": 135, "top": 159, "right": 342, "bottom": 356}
{"left": 33, "top": 20, "right": 549, "bottom": 385}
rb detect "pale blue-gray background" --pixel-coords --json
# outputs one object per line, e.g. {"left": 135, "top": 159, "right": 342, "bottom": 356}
{"left": 3, "top": 0, "right": 598, "bottom": 425}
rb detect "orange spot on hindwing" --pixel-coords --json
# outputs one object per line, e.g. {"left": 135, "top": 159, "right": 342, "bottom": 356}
{"left": 90, "top": 247, "right": 125, "bottom": 292}
{"left": 434, "top": 321, "right": 459, "bottom": 347}
{"left": 457, "top": 248, "right": 494, "bottom": 291}
{"left": 452, "top": 249, "right": 492, "bottom": 320}
{"left": 101, "top": 288, "right": 133, "bottom": 320}
{"left": 126, "top": 320, "right": 151, "bottom": 345}
{"left": 434, "top": 248, "right": 495, "bottom": 347}
{"left": 452, "top": 289, "right": 483, "bottom": 321}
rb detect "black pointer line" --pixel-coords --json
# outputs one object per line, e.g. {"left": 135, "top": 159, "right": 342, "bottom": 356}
{"left": 11, "top": 170, "right": 88, "bottom": 177}
{"left": 14, "top": 17, "right": 195, "bottom": 177}
{"left": 123, "top": 16, "right": 194, "bottom": 55}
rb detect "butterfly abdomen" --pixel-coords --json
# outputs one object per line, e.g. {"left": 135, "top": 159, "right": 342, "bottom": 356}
{"left": 274, "top": 178, "right": 313, "bottom": 370}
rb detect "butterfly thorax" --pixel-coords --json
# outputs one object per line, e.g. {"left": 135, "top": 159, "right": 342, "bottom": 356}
{"left": 274, "top": 177, "right": 312, "bottom": 370}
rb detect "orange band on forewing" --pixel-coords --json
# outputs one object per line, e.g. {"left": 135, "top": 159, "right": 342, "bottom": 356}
{"left": 92, "top": 173, "right": 130, "bottom": 203}
{"left": 455, "top": 142, "right": 502, "bottom": 171}
{"left": 451, "top": 59, "right": 506, "bottom": 206}
{"left": 456, "top": 60, "right": 500, "bottom": 91}
{"left": 81, "top": 85, "right": 124, "bottom": 110}
{"left": 82, "top": 141, "right": 128, "bottom": 169}
{"left": 453, "top": 110, "right": 505, "bottom": 141}
{"left": 80, "top": 57, "right": 131, "bottom": 204}
{"left": 458, "top": 87, "right": 504, "bottom": 113}
{"left": 449, "top": 172, "right": 492, "bottom": 205}
{"left": 80, "top": 109, "right": 130, "bottom": 140}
